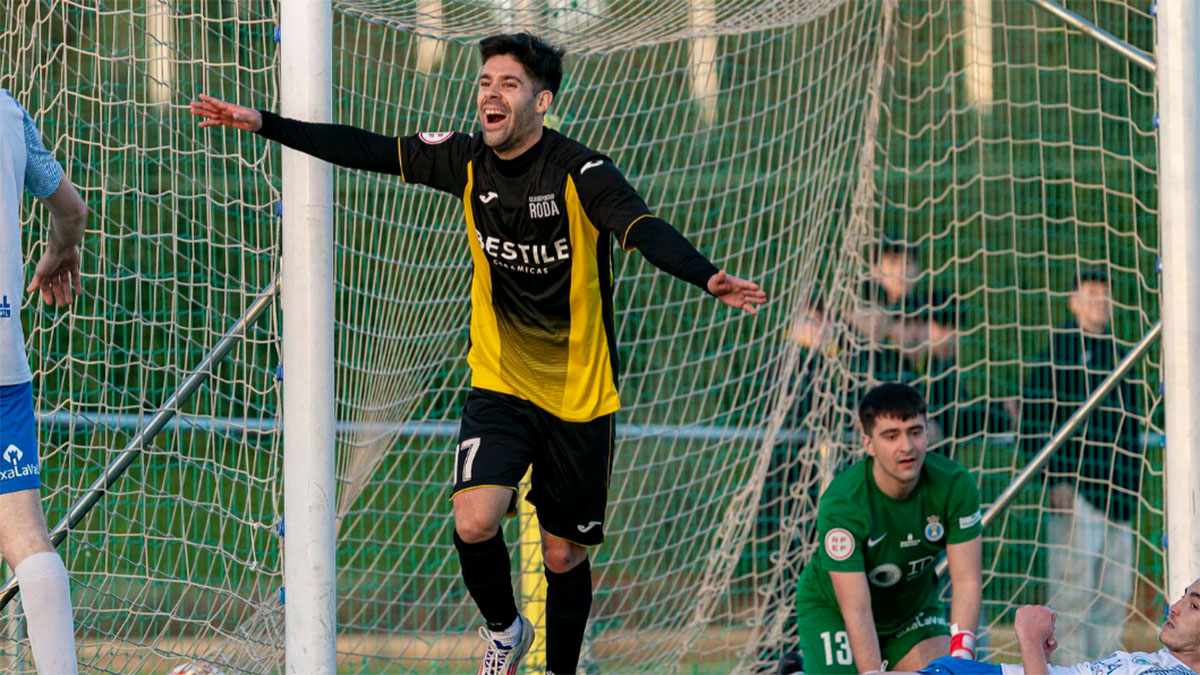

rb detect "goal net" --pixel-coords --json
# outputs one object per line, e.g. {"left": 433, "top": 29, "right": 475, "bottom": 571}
{"left": 0, "top": 0, "right": 1162, "bottom": 672}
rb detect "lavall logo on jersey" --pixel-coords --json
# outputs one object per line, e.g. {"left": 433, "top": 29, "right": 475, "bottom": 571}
{"left": 475, "top": 230, "right": 570, "bottom": 275}
{"left": 0, "top": 295, "right": 10, "bottom": 318}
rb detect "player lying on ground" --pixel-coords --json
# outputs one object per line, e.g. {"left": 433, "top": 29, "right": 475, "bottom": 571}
{"left": 904, "top": 576, "right": 1200, "bottom": 675}
{"left": 191, "top": 32, "right": 765, "bottom": 675}
{"left": 794, "top": 383, "right": 983, "bottom": 672}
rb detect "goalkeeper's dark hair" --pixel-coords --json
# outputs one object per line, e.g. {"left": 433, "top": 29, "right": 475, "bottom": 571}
{"left": 479, "top": 32, "right": 565, "bottom": 96}
{"left": 859, "top": 383, "right": 927, "bottom": 435}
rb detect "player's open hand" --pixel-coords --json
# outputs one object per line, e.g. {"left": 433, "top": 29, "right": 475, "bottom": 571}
{"left": 189, "top": 94, "right": 263, "bottom": 132}
{"left": 26, "top": 244, "right": 82, "bottom": 307}
{"left": 707, "top": 271, "right": 766, "bottom": 315}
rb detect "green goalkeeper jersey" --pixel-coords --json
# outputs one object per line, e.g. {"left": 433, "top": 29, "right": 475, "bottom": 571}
{"left": 795, "top": 452, "right": 982, "bottom": 634}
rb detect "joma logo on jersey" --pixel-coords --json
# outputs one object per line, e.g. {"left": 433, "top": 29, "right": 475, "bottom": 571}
{"left": 528, "top": 193, "right": 561, "bottom": 219}
{"left": 475, "top": 230, "right": 570, "bottom": 274}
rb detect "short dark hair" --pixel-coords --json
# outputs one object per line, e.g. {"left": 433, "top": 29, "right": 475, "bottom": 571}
{"left": 1074, "top": 266, "right": 1109, "bottom": 290}
{"left": 859, "top": 383, "right": 927, "bottom": 435}
{"left": 879, "top": 242, "right": 912, "bottom": 259}
{"left": 479, "top": 32, "right": 565, "bottom": 96}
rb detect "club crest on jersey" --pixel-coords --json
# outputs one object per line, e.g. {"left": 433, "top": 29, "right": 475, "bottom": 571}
{"left": 418, "top": 131, "right": 453, "bottom": 145}
{"left": 824, "top": 528, "right": 855, "bottom": 561}
{"left": 528, "top": 193, "right": 560, "bottom": 219}
{"left": 924, "top": 515, "right": 945, "bottom": 542}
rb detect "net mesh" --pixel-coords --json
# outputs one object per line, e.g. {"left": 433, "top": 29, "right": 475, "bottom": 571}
{"left": 0, "top": 0, "right": 1164, "bottom": 673}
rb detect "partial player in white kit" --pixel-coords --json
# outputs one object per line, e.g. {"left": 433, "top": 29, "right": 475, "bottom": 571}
{"left": 908, "top": 577, "right": 1200, "bottom": 675}
{"left": 0, "top": 88, "right": 86, "bottom": 674}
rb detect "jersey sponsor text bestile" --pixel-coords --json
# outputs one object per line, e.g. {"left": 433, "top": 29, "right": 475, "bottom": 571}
{"left": 795, "top": 452, "right": 983, "bottom": 634}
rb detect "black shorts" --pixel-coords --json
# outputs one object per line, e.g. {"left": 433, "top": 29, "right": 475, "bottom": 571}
{"left": 451, "top": 388, "right": 614, "bottom": 546}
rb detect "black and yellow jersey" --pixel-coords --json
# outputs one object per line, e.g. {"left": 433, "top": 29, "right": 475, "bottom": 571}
{"left": 255, "top": 114, "right": 718, "bottom": 423}
{"left": 398, "top": 129, "right": 647, "bottom": 421}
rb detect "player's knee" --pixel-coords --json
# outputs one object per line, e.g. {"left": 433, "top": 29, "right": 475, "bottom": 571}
{"left": 542, "top": 540, "right": 587, "bottom": 573}
{"left": 0, "top": 491, "right": 54, "bottom": 566}
{"left": 0, "top": 525, "right": 54, "bottom": 568}
{"left": 453, "top": 513, "right": 502, "bottom": 544}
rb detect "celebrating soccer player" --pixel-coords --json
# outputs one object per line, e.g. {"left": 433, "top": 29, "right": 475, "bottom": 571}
{"left": 794, "top": 383, "right": 983, "bottom": 673}
{"left": 1, "top": 88, "right": 84, "bottom": 674}
{"left": 191, "top": 32, "right": 765, "bottom": 675}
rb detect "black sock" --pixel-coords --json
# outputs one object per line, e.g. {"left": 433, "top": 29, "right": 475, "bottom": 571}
{"left": 453, "top": 529, "right": 519, "bottom": 632}
{"left": 544, "top": 559, "right": 593, "bottom": 673}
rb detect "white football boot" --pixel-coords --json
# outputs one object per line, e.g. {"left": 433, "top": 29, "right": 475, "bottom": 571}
{"left": 477, "top": 614, "right": 534, "bottom": 675}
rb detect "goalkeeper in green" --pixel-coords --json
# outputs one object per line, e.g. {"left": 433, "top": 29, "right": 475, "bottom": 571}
{"left": 795, "top": 383, "right": 983, "bottom": 673}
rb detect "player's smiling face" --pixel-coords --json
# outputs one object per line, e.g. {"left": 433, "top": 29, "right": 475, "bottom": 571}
{"left": 477, "top": 53, "right": 552, "bottom": 158}
{"left": 1160, "top": 580, "right": 1200, "bottom": 655}
{"left": 864, "top": 414, "right": 928, "bottom": 498}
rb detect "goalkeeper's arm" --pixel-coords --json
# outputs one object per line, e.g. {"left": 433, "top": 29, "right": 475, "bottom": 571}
{"left": 946, "top": 536, "right": 983, "bottom": 659}
{"left": 189, "top": 94, "right": 401, "bottom": 175}
{"left": 830, "top": 570, "right": 886, "bottom": 673}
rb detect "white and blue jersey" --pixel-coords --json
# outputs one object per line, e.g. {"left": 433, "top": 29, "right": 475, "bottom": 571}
{"left": 0, "top": 89, "right": 63, "bottom": 493}
{"left": 2, "top": 88, "right": 63, "bottom": 385}
{"left": 917, "top": 649, "right": 1197, "bottom": 675}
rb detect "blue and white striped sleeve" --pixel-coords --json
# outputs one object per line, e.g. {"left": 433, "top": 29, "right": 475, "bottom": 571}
{"left": 20, "top": 105, "right": 63, "bottom": 199}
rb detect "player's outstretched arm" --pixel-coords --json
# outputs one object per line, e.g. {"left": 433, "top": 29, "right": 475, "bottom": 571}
{"left": 573, "top": 159, "right": 765, "bottom": 314}
{"left": 190, "top": 93, "right": 403, "bottom": 176}
{"left": 706, "top": 270, "right": 766, "bottom": 315}
{"left": 621, "top": 217, "right": 766, "bottom": 315}
{"left": 27, "top": 177, "right": 87, "bottom": 307}
{"left": 1014, "top": 605, "right": 1057, "bottom": 675}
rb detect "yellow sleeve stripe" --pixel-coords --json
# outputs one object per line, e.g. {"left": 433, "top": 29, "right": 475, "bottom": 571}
{"left": 396, "top": 137, "right": 406, "bottom": 182}
{"left": 620, "top": 213, "right": 655, "bottom": 251}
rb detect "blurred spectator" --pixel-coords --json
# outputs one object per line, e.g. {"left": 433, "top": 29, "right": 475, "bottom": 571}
{"left": 900, "top": 292, "right": 1013, "bottom": 443}
{"left": 850, "top": 241, "right": 924, "bottom": 343}
{"left": 1019, "top": 267, "right": 1142, "bottom": 666}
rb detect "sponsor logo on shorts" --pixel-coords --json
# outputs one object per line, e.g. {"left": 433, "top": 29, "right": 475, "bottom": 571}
{"left": 924, "top": 515, "right": 945, "bottom": 542}
{"left": 0, "top": 463, "right": 39, "bottom": 482}
{"left": 418, "top": 131, "right": 453, "bottom": 145}
{"left": 577, "top": 521, "right": 602, "bottom": 533}
{"left": 824, "top": 528, "right": 855, "bottom": 561}
{"left": 959, "top": 510, "right": 981, "bottom": 529}
{"left": 894, "top": 611, "right": 948, "bottom": 638}
{"left": 0, "top": 445, "right": 37, "bottom": 482}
